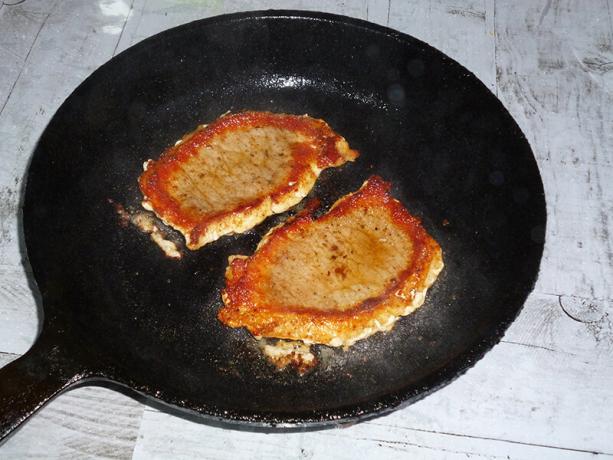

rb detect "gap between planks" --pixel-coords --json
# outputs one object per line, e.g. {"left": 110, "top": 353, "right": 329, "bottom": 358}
{"left": 358, "top": 424, "right": 613, "bottom": 457}
{"left": 112, "top": 0, "right": 135, "bottom": 56}
{"left": 0, "top": 1, "right": 57, "bottom": 119}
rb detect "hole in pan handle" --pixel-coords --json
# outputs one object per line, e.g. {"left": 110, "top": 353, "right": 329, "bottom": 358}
{"left": 0, "top": 327, "right": 86, "bottom": 443}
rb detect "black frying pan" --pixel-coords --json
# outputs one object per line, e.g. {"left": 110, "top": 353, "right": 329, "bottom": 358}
{"left": 0, "top": 10, "right": 545, "bottom": 440}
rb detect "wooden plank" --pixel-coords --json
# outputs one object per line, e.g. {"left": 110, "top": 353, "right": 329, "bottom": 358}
{"left": 0, "top": 0, "right": 56, "bottom": 280}
{"left": 0, "top": 0, "right": 57, "bottom": 113}
{"left": 494, "top": 0, "right": 613, "bottom": 305}
{"left": 1, "top": 351, "right": 143, "bottom": 459}
{"left": 504, "top": 292, "right": 613, "bottom": 358}
{"left": 0, "top": 267, "right": 39, "bottom": 355}
{"left": 1, "top": 0, "right": 612, "bottom": 458}
{"left": 0, "top": 0, "right": 136, "bottom": 269}
{"left": 388, "top": 340, "right": 613, "bottom": 453}
{"left": 0, "top": 386, "right": 145, "bottom": 459}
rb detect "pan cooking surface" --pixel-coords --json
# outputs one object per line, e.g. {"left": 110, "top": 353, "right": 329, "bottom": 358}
{"left": 23, "top": 11, "right": 545, "bottom": 426}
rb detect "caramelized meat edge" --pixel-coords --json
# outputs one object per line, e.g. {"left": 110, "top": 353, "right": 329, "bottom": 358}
{"left": 139, "top": 111, "right": 358, "bottom": 249}
{"left": 219, "top": 175, "right": 444, "bottom": 347}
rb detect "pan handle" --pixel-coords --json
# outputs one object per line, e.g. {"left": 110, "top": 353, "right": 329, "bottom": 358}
{"left": 0, "top": 328, "right": 84, "bottom": 443}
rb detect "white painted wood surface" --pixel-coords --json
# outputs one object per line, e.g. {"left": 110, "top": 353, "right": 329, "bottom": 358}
{"left": 1, "top": 0, "right": 612, "bottom": 458}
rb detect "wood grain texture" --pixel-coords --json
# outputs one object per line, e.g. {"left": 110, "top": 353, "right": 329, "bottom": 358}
{"left": 0, "top": 385, "right": 145, "bottom": 459}
{"left": 0, "top": 0, "right": 57, "bottom": 116}
{"left": 133, "top": 405, "right": 613, "bottom": 459}
{"left": 0, "top": 0, "right": 612, "bottom": 458}
{"left": 0, "top": 267, "right": 39, "bottom": 354}
{"left": 0, "top": 0, "right": 145, "bottom": 356}
{"left": 0, "top": 354, "right": 143, "bottom": 460}
{"left": 494, "top": 0, "right": 613, "bottom": 304}
{"left": 0, "top": 0, "right": 135, "bottom": 270}
{"left": 131, "top": 298, "right": 613, "bottom": 457}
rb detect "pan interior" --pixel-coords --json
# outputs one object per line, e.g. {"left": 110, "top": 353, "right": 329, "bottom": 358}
{"left": 23, "top": 12, "right": 545, "bottom": 421}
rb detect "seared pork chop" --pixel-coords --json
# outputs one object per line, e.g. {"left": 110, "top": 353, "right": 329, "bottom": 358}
{"left": 219, "top": 176, "right": 444, "bottom": 347}
{"left": 139, "top": 111, "right": 358, "bottom": 249}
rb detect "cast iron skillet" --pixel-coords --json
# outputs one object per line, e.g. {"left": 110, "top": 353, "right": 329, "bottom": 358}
{"left": 0, "top": 10, "right": 546, "bottom": 440}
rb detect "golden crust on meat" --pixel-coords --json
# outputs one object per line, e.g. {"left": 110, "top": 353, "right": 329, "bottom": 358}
{"left": 219, "top": 176, "right": 444, "bottom": 347}
{"left": 139, "top": 111, "right": 358, "bottom": 249}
